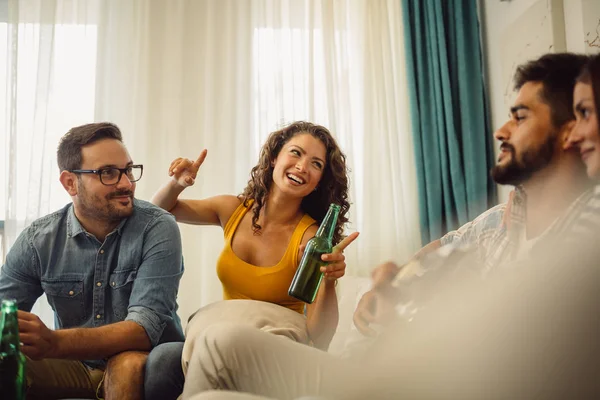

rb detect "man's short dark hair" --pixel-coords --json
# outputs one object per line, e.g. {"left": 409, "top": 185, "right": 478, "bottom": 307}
{"left": 513, "top": 53, "right": 590, "bottom": 128}
{"left": 57, "top": 122, "right": 123, "bottom": 171}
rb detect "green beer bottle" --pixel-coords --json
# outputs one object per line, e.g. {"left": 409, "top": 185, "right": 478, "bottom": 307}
{"left": 0, "top": 299, "right": 27, "bottom": 400}
{"left": 289, "top": 203, "right": 341, "bottom": 303}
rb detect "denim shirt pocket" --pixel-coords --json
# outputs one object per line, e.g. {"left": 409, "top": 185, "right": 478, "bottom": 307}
{"left": 40, "top": 278, "right": 85, "bottom": 328}
{"left": 109, "top": 268, "right": 137, "bottom": 320}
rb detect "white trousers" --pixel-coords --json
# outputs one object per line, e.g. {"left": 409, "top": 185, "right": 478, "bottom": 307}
{"left": 181, "top": 322, "right": 367, "bottom": 400}
{"left": 181, "top": 244, "right": 600, "bottom": 400}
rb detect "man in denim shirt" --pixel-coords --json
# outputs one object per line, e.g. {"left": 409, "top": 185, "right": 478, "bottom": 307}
{"left": 0, "top": 122, "right": 184, "bottom": 399}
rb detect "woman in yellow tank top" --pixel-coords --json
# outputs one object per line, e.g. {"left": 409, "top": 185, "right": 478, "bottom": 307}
{"left": 152, "top": 121, "right": 357, "bottom": 350}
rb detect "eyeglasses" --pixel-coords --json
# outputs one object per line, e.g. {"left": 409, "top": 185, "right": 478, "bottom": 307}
{"left": 69, "top": 165, "right": 144, "bottom": 186}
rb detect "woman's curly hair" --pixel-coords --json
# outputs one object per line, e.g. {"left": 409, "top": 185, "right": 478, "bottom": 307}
{"left": 240, "top": 121, "right": 350, "bottom": 245}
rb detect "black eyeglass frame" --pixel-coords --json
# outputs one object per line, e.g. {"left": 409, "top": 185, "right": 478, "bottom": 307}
{"left": 68, "top": 164, "right": 144, "bottom": 186}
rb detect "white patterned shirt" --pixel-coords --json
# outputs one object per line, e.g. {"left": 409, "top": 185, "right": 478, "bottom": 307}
{"left": 440, "top": 186, "right": 595, "bottom": 272}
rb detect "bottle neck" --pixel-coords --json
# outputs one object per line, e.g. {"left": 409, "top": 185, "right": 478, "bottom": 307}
{"left": 315, "top": 204, "right": 341, "bottom": 241}
{"left": 1, "top": 301, "right": 21, "bottom": 352}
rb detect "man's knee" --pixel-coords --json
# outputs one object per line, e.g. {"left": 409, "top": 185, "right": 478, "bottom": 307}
{"left": 145, "top": 342, "right": 185, "bottom": 400}
{"left": 103, "top": 351, "right": 148, "bottom": 399}
{"left": 107, "top": 350, "right": 149, "bottom": 375}
{"left": 105, "top": 350, "right": 149, "bottom": 389}
{"left": 146, "top": 342, "right": 184, "bottom": 371}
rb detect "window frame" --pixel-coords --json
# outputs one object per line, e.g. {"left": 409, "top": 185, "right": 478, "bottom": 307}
{"left": 0, "top": 219, "right": 4, "bottom": 263}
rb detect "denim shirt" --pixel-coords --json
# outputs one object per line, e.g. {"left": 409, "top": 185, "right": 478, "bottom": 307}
{"left": 0, "top": 199, "right": 185, "bottom": 367}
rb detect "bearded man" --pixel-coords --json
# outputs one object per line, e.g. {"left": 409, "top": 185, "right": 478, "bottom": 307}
{"left": 0, "top": 122, "right": 185, "bottom": 400}
{"left": 354, "top": 52, "right": 593, "bottom": 335}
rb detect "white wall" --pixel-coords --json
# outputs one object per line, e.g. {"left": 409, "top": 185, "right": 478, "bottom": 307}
{"left": 480, "top": 0, "right": 564, "bottom": 202}
{"left": 479, "top": 0, "right": 600, "bottom": 203}
{"left": 564, "top": 0, "right": 586, "bottom": 52}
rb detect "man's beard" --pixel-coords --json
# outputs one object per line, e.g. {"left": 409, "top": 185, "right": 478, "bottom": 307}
{"left": 491, "top": 133, "right": 557, "bottom": 186}
{"left": 77, "top": 181, "right": 134, "bottom": 223}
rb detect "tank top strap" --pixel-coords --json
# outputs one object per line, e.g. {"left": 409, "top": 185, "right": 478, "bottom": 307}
{"left": 288, "top": 213, "right": 318, "bottom": 266}
{"left": 223, "top": 199, "right": 253, "bottom": 239}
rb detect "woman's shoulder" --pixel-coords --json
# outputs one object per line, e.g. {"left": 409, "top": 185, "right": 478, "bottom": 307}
{"left": 212, "top": 194, "right": 244, "bottom": 207}
{"left": 214, "top": 195, "right": 246, "bottom": 225}
{"left": 298, "top": 217, "right": 319, "bottom": 246}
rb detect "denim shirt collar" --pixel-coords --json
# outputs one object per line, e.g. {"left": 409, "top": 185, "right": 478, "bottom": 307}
{"left": 66, "top": 203, "right": 128, "bottom": 238}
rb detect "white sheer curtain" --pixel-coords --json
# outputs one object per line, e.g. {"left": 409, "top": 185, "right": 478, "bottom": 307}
{"left": 1, "top": 0, "right": 100, "bottom": 325}
{"left": 1, "top": 0, "right": 421, "bottom": 326}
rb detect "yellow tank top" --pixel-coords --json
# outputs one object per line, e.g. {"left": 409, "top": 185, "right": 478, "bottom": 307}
{"left": 216, "top": 200, "right": 316, "bottom": 314}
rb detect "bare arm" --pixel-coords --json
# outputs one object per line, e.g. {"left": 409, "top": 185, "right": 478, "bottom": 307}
{"left": 305, "top": 232, "right": 360, "bottom": 350}
{"left": 153, "top": 187, "right": 240, "bottom": 227}
{"left": 412, "top": 239, "right": 442, "bottom": 260}
{"left": 151, "top": 179, "right": 187, "bottom": 213}
{"left": 306, "top": 280, "right": 339, "bottom": 350}
{"left": 368, "top": 239, "right": 441, "bottom": 290}
{"left": 151, "top": 150, "right": 240, "bottom": 226}
{"left": 18, "top": 313, "right": 150, "bottom": 360}
{"left": 53, "top": 321, "right": 150, "bottom": 359}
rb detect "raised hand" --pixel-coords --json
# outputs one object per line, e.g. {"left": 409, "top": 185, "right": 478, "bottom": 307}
{"left": 168, "top": 149, "right": 208, "bottom": 188}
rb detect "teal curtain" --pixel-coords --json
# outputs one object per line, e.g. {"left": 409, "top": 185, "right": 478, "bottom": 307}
{"left": 402, "top": 0, "right": 497, "bottom": 245}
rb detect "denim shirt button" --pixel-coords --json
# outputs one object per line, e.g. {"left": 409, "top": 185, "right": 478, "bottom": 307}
{"left": 69, "top": 290, "right": 74, "bottom": 296}
{"left": 111, "top": 282, "right": 116, "bottom": 287}
{"left": 96, "top": 314, "right": 101, "bottom": 319}
{"left": 96, "top": 282, "right": 102, "bottom": 287}
{"left": 100, "top": 249, "right": 105, "bottom": 254}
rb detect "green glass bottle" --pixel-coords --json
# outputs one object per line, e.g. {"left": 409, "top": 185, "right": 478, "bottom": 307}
{"left": 289, "top": 203, "right": 341, "bottom": 303}
{"left": 0, "top": 299, "right": 27, "bottom": 400}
